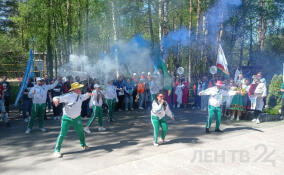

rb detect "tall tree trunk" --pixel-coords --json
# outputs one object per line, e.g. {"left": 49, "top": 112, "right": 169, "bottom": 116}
{"left": 53, "top": 3, "right": 58, "bottom": 76}
{"left": 261, "top": 17, "right": 267, "bottom": 51}
{"left": 111, "top": 0, "right": 118, "bottom": 41}
{"left": 147, "top": 0, "right": 154, "bottom": 47}
{"left": 85, "top": 0, "right": 89, "bottom": 56}
{"left": 258, "top": 0, "right": 263, "bottom": 51}
{"left": 77, "top": 0, "right": 82, "bottom": 55}
{"left": 188, "top": 0, "right": 193, "bottom": 83}
{"left": 196, "top": 0, "right": 200, "bottom": 41}
{"left": 249, "top": 17, "right": 253, "bottom": 66}
{"left": 239, "top": 35, "right": 244, "bottom": 67}
{"left": 111, "top": 0, "right": 118, "bottom": 76}
{"left": 47, "top": 0, "right": 53, "bottom": 78}
{"left": 158, "top": 0, "right": 164, "bottom": 42}
{"left": 67, "top": 0, "right": 72, "bottom": 57}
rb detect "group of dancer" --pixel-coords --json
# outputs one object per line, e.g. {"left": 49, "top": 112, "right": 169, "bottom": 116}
{"left": 1, "top": 71, "right": 268, "bottom": 158}
{"left": 22, "top": 75, "right": 176, "bottom": 158}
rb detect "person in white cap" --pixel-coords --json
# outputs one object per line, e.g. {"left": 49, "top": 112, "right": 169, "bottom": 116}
{"left": 199, "top": 80, "right": 227, "bottom": 133}
{"left": 53, "top": 82, "right": 92, "bottom": 158}
{"left": 84, "top": 84, "right": 106, "bottom": 133}
{"left": 25, "top": 77, "right": 60, "bottom": 134}
{"left": 105, "top": 80, "right": 118, "bottom": 122}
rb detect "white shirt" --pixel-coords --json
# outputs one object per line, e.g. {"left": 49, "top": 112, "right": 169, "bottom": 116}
{"left": 53, "top": 92, "right": 90, "bottom": 119}
{"left": 28, "top": 81, "right": 58, "bottom": 104}
{"left": 151, "top": 100, "right": 174, "bottom": 119}
{"left": 105, "top": 85, "right": 118, "bottom": 100}
{"left": 89, "top": 90, "right": 103, "bottom": 107}
{"left": 199, "top": 86, "right": 227, "bottom": 107}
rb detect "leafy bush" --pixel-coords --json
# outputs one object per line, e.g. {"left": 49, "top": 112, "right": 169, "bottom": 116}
{"left": 267, "top": 74, "right": 283, "bottom": 108}
{"left": 264, "top": 107, "right": 280, "bottom": 115}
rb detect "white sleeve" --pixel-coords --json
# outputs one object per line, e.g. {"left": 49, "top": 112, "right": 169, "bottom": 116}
{"left": 262, "top": 86, "right": 267, "bottom": 97}
{"left": 81, "top": 93, "right": 90, "bottom": 101}
{"left": 199, "top": 87, "right": 213, "bottom": 96}
{"left": 47, "top": 80, "right": 58, "bottom": 90}
{"left": 152, "top": 101, "right": 163, "bottom": 113}
{"left": 165, "top": 105, "right": 174, "bottom": 118}
{"left": 28, "top": 87, "right": 34, "bottom": 98}
{"left": 54, "top": 93, "right": 71, "bottom": 104}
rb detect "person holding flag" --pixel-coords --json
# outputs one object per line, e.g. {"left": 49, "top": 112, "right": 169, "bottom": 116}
{"left": 199, "top": 80, "right": 227, "bottom": 133}
{"left": 25, "top": 77, "right": 61, "bottom": 134}
{"left": 53, "top": 82, "right": 92, "bottom": 158}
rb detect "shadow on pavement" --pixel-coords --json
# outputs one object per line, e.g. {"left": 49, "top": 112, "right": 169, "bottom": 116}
{"left": 63, "top": 139, "right": 139, "bottom": 156}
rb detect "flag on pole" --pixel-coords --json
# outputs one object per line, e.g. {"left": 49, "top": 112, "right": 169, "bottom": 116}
{"left": 14, "top": 49, "right": 34, "bottom": 107}
{"left": 153, "top": 57, "right": 172, "bottom": 91}
{"left": 216, "top": 44, "right": 229, "bottom": 75}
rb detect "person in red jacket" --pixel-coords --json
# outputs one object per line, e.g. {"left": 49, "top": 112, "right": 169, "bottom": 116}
{"left": 137, "top": 79, "right": 145, "bottom": 109}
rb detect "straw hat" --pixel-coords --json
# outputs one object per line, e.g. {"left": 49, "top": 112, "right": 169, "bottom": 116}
{"left": 69, "top": 82, "right": 84, "bottom": 91}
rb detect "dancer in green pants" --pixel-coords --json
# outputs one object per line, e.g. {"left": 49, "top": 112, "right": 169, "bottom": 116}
{"left": 105, "top": 80, "right": 118, "bottom": 122}
{"left": 84, "top": 84, "right": 106, "bottom": 133}
{"left": 25, "top": 77, "right": 60, "bottom": 134}
{"left": 151, "top": 93, "right": 175, "bottom": 147}
{"left": 199, "top": 80, "right": 227, "bottom": 133}
{"left": 53, "top": 82, "right": 92, "bottom": 158}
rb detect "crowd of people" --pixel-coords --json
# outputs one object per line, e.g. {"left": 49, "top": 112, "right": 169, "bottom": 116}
{"left": 0, "top": 70, "right": 278, "bottom": 157}
{"left": 0, "top": 71, "right": 272, "bottom": 129}
{"left": 194, "top": 72, "right": 267, "bottom": 124}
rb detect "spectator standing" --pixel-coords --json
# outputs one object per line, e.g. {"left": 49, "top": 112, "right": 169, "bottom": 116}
{"left": 1, "top": 76, "right": 10, "bottom": 114}
{"left": 22, "top": 78, "right": 34, "bottom": 122}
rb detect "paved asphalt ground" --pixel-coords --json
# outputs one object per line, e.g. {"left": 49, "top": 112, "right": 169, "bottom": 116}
{"left": 0, "top": 108, "right": 283, "bottom": 175}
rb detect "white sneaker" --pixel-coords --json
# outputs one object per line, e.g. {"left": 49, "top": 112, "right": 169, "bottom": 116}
{"left": 230, "top": 116, "right": 235, "bottom": 120}
{"left": 236, "top": 116, "right": 240, "bottom": 121}
{"left": 98, "top": 127, "right": 106, "bottom": 132}
{"left": 256, "top": 118, "right": 260, "bottom": 124}
{"left": 84, "top": 127, "right": 91, "bottom": 134}
{"left": 40, "top": 128, "right": 46, "bottom": 132}
{"left": 25, "top": 128, "right": 31, "bottom": 134}
{"left": 153, "top": 142, "right": 159, "bottom": 147}
{"left": 139, "top": 107, "right": 144, "bottom": 110}
{"left": 252, "top": 119, "right": 257, "bottom": 122}
{"left": 53, "top": 151, "right": 62, "bottom": 158}
{"left": 24, "top": 118, "right": 29, "bottom": 123}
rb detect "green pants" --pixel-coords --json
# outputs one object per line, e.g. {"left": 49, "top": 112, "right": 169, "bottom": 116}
{"left": 54, "top": 115, "right": 86, "bottom": 152}
{"left": 107, "top": 99, "right": 116, "bottom": 119}
{"left": 151, "top": 115, "right": 168, "bottom": 143}
{"left": 86, "top": 106, "right": 103, "bottom": 127}
{"left": 206, "top": 105, "right": 221, "bottom": 130}
{"left": 28, "top": 103, "right": 46, "bottom": 129}
{"left": 151, "top": 94, "right": 156, "bottom": 102}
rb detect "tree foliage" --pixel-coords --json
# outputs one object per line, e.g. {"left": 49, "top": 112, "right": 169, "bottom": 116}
{"left": 0, "top": 0, "right": 283, "bottom": 79}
